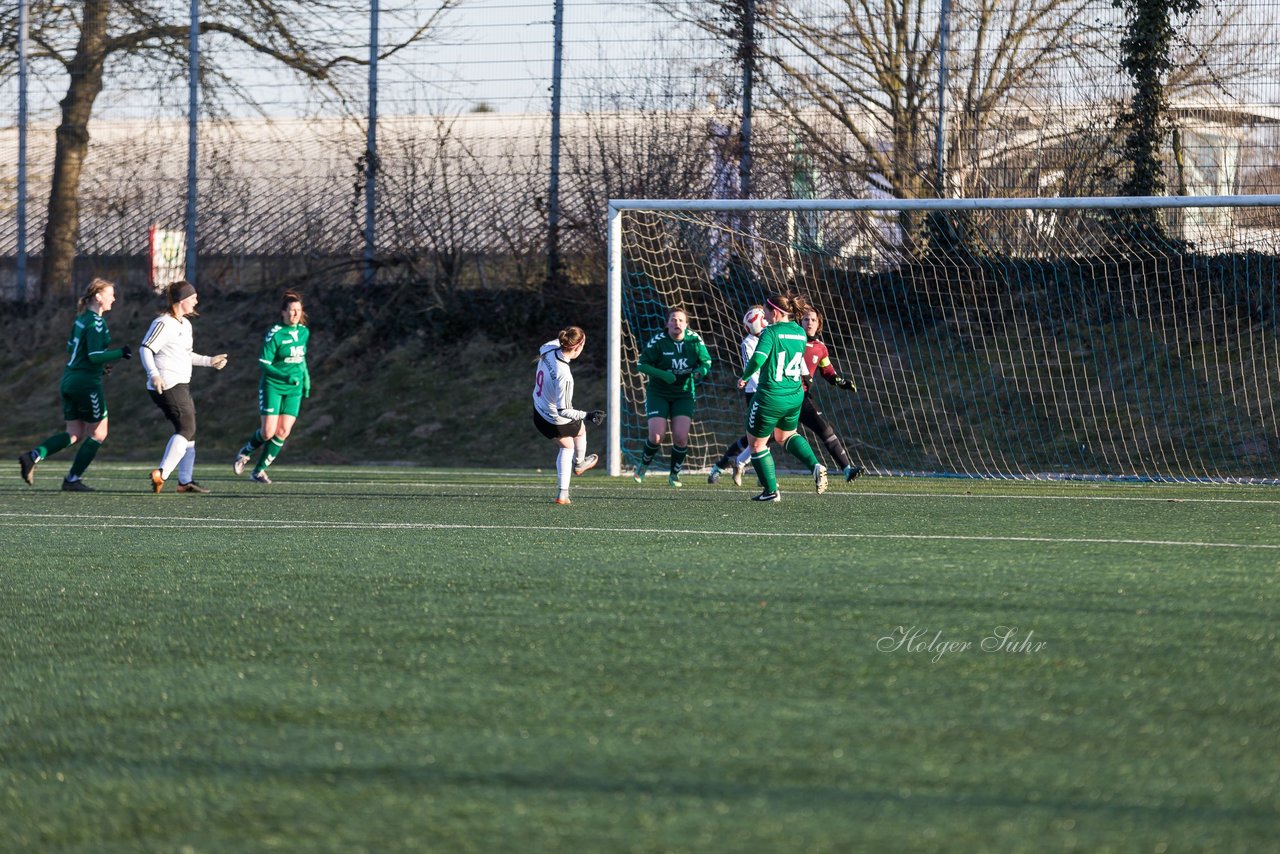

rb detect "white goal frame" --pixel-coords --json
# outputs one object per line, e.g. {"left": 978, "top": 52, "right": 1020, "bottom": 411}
{"left": 607, "top": 194, "right": 1280, "bottom": 479}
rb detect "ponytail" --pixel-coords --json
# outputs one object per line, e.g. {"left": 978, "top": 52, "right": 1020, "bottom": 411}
{"left": 77, "top": 277, "right": 114, "bottom": 313}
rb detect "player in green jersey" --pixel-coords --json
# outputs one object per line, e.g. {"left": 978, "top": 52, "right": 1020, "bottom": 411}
{"left": 231, "top": 291, "right": 311, "bottom": 484}
{"left": 18, "top": 277, "right": 132, "bottom": 492}
{"left": 634, "top": 307, "right": 712, "bottom": 487}
{"left": 738, "top": 292, "right": 828, "bottom": 502}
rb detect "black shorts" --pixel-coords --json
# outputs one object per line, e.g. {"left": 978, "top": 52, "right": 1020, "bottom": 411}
{"left": 150, "top": 383, "right": 197, "bottom": 440}
{"left": 533, "top": 410, "right": 581, "bottom": 440}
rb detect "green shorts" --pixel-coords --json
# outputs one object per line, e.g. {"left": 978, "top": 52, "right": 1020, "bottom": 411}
{"left": 645, "top": 395, "right": 695, "bottom": 421}
{"left": 259, "top": 385, "right": 303, "bottom": 417}
{"left": 60, "top": 377, "right": 108, "bottom": 423}
{"left": 746, "top": 394, "right": 800, "bottom": 438}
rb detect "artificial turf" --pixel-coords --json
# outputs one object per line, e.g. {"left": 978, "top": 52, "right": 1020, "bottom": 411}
{"left": 2, "top": 465, "right": 1277, "bottom": 851}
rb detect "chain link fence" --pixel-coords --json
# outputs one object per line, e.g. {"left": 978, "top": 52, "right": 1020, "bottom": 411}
{"left": 2, "top": 0, "right": 1279, "bottom": 301}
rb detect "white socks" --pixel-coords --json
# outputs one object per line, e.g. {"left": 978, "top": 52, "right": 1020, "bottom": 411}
{"left": 556, "top": 446, "right": 573, "bottom": 495}
{"left": 159, "top": 434, "right": 190, "bottom": 480}
{"left": 573, "top": 432, "right": 587, "bottom": 466}
{"left": 177, "top": 443, "right": 196, "bottom": 484}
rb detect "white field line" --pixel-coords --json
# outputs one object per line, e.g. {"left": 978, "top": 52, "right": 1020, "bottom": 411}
{"left": 1, "top": 512, "right": 1277, "bottom": 550}
{"left": 56, "top": 467, "right": 1280, "bottom": 503}
{"left": 292, "top": 483, "right": 1280, "bottom": 505}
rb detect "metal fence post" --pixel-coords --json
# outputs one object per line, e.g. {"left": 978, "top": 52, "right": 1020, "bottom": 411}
{"left": 548, "top": 0, "right": 565, "bottom": 286}
{"left": 364, "top": 0, "right": 379, "bottom": 287}
{"left": 186, "top": 0, "right": 199, "bottom": 283}
{"left": 17, "top": 0, "right": 28, "bottom": 300}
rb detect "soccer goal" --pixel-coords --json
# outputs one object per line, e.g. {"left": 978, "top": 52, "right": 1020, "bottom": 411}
{"left": 607, "top": 195, "right": 1280, "bottom": 483}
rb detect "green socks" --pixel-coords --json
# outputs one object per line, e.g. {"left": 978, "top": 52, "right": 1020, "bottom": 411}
{"left": 748, "top": 437, "right": 820, "bottom": 494}
{"left": 670, "top": 444, "right": 688, "bottom": 475}
{"left": 35, "top": 432, "right": 73, "bottom": 461}
{"left": 750, "top": 449, "right": 777, "bottom": 493}
{"left": 255, "top": 437, "right": 286, "bottom": 473}
{"left": 67, "top": 438, "right": 102, "bottom": 479}
{"left": 784, "top": 434, "right": 821, "bottom": 471}
{"left": 641, "top": 440, "right": 659, "bottom": 465}
{"left": 239, "top": 429, "right": 266, "bottom": 458}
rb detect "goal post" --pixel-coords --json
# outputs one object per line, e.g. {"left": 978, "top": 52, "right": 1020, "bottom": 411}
{"left": 606, "top": 195, "right": 1280, "bottom": 483}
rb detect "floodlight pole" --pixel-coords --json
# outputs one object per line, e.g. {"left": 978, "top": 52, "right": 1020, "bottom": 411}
{"left": 739, "top": 0, "right": 755, "bottom": 200}
{"left": 185, "top": 0, "right": 199, "bottom": 283}
{"left": 364, "top": 0, "right": 379, "bottom": 287}
{"left": 547, "top": 0, "right": 566, "bottom": 286}
{"left": 17, "top": 0, "right": 28, "bottom": 299}
{"left": 935, "top": 0, "right": 952, "bottom": 196}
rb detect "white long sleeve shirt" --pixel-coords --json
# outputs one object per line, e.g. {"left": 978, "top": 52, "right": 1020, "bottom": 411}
{"left": 532, "top": 340, "right": 587, "bottom": 425}
{"left": 139, "top": 314, "right": 214, "bottom": 390}
{"left": 740, "top": 332, "right": 763, "bottom": 393}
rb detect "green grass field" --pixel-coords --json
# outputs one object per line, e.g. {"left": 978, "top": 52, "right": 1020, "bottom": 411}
{"left": 2, "top": 465, "right": 1278, "bottom": 851}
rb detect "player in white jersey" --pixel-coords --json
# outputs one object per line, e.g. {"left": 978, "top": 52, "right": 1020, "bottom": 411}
{"left": 708, "top": 305, "right": 768, "bottom": 486}
{"left": 139, "top": 280, "right": 228, "bottom": 493}
{"left": 532, "top": 326, "right": 604, "bottom": 505}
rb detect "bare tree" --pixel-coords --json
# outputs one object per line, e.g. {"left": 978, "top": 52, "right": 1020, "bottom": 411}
{"left": 2, "top": 0, "right": 456, "bottom": 298}
{"left": 650, "top": 0, "right": 1106, "bottom": 249}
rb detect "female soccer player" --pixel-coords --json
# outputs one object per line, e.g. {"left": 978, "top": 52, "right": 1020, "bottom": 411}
{"left": 231, "top": 290, "right": 311, "bottom": 484}
{"left": 709, "top": 305, "right": 767, "bottom": 486}
{"left": 738, "top": 292, "right": 829, "bottom": 502}
{"left": 141, "top": 280, "right": 228, "bottom": 494}
{"left": 634, "top": 307, "right": 712, "bottom": 487}
{"left": 17, "top": 277, "right": 131, "bottom": 492}
{"left": 798, "top": 307, "right": 864, "bottom": 483}
{"left": 532, "top": 326, "right": 604, "bottom": 505}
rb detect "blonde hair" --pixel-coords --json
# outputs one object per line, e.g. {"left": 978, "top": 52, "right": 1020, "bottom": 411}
{"left": 77, "top": 277, "right": 115, "bottom": 313}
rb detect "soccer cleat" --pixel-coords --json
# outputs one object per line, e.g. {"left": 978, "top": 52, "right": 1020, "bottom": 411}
{"left": 731, "top": 462, "right": 746, "bottom": 487}
{"left": 249, "top": 470, "right": 272, "bottom": 484}
{"left": 814, "top": 464, "right": 829, "bottom": 495}
{"left": 707, "top": 465, "right": 723, "bottom": 484}
{"left": 751, "top": 489, "right": 781, "bottom": 502}
{"left": 150, "top": 468, "right": 165, "bottom": 493}
{"left": 177, "top": 481, "right": 211, "bottom": 494}
{"left": 668, "top": 473, "right": 683, "bottom": 488}
{"left": 232, "top": 453, "right": 251, "bottom": 476}
{"left": 553, "top": 496, "right": 571, "bottom": 505}
{"left": 843, "top": 464, "right": 864, "bottom": 483}
{"left": 632, "top": 463, "right": 647, "bottom": 484}
{"left": 61, "top": 478, "right": 94, "bottom": 492}
{"left": 18, "top": 452, "right": 37, "bottom": 485}
{"left": 573, "top": 453, "right": 598, "bottom": 476}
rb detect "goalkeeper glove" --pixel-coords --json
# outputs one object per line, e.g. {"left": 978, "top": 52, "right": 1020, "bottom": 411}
{"left": 834, "top": 376, "right": 856, "bottom": 392}
{"left": 120, "top": 344, "right": 133, "bottom": 359}
{"left": 587, "top": 410, "right": 606, "bottom": 425}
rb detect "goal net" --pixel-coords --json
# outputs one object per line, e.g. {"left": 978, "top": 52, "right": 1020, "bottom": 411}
{"left": 606, "top": 196, "right": 1280, "bottom": 483}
